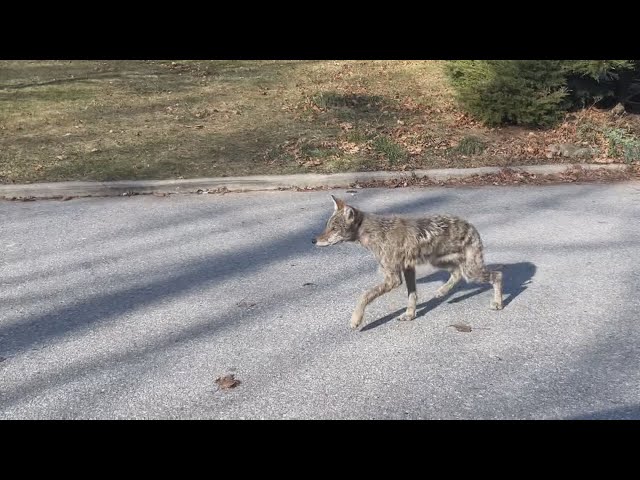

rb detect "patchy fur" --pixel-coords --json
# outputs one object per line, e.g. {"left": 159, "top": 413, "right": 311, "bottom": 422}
{"left": 313, "top": 195, "right": 503, "bottom": 329}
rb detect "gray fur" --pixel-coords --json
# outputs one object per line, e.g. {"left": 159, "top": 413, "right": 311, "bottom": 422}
{"left": 313, "top": 195, "right": 503, "bottom": 329}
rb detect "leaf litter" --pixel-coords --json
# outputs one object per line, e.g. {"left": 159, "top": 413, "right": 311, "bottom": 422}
{"left": 215, "top": 374, "right": 241, "bottom": 390}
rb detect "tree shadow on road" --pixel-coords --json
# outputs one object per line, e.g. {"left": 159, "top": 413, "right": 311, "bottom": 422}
{"left": 567, "top": 404, "right": 640, "bottom": 420}
{"left": 361, "top": 261, "right": 536, "bottom": 331}
{"left": 0, "top": 190, "right": 455, "bottom": 410}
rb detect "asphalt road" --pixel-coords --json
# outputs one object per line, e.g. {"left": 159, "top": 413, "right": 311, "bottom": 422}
{"left": 1, "top": 182, "right": 639, "bottom": 419}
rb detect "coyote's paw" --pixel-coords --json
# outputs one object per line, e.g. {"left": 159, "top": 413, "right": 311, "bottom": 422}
{"left": 350, "top": 312, "right": 364, "bottom": 330}
{"left": 490, "top": 301, "right": 503, "bottom": 310}
{"left": 397, "top": 312, "right": 416, "bottom": 322}
{"left": 434, "top": 287, "right": 449, "bottom": 298}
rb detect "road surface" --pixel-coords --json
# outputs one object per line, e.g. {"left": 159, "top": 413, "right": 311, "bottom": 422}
{"left": 1, "top": 182, "right": 639, "bottom": 419}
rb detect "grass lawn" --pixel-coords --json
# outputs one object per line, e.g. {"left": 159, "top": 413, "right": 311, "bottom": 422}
{"left": 1, "top": 60, "right": 639, "bottom": 183}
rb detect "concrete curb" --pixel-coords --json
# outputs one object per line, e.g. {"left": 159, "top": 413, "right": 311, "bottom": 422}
{"left": 0, "top": 163, "right": 631, "bottom": 199}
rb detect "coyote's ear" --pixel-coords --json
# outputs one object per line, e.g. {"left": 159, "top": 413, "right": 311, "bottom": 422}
{"left": 344, "top": 206, "right": 355, "bottom": 222}
{"left": 330, "top": 195, "right": 345, "bottom": 212}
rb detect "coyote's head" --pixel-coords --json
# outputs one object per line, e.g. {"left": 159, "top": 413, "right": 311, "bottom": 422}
{"left": 312, "top": 195, "right": 360, "bottom": 246}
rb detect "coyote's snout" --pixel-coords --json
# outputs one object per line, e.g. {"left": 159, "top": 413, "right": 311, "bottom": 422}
{"left": 314, "top": 195, "right": 503, "bottom": 330}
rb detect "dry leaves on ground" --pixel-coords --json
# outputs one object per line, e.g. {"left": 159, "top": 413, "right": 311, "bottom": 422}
{"left": 215, "top": 374, "right": 241, "bottom": 390}
{"left": 347, "top": 165, "right": 637, "bottom": 190}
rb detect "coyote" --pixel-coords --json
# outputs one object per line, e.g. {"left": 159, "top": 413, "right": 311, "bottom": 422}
{"left": 313, "top": 195, "right": 503, "bottom": 329}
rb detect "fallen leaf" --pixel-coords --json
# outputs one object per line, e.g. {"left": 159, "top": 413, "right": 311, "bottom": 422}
{"left": 449, "top": 323, "right": 472, "bottom": 332}
{"left": 215, "top": 374, "right": 241, "bottom": 390}
{"left": 339, "top": 142, "right": 360, "bottom": 154}
{"left": 208, "top": 186, "right": 229, "bottom": 195}
{"left": 237, "top": 300, "right": 257, "bottom": 308}
{"left": 303, "top": 159, "right": 322, "bottom": 167}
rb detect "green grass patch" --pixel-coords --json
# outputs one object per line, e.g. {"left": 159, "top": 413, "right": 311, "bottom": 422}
{"left": 300, "top": 143, "right": 339, "bottom": 159}
{"left": 604, "top": 127, "right": 640, "bottom": 163}
{"left": 454, "top": 135, "right": 487, "bottom": 155}
{"left": 372, "top": 136, "right": 407, "bottom": 164}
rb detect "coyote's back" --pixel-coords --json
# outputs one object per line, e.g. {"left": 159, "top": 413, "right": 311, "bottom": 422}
{"left": 313, "top": 195, "right": 503, "bottom": 329}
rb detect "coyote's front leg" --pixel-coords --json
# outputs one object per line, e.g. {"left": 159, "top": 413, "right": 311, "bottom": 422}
{"left": 397, "top": 267, "right": 417, "bottom": 321}
{"left": 350, "top": 271, "right": 402, "bottom": 329}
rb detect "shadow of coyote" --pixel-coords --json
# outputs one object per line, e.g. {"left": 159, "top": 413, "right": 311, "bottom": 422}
{"left": 313, "top": 195, "right": 503, "bottom": 330}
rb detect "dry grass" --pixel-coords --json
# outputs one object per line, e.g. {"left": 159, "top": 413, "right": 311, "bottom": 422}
{"left": 1, "top": 60, "right": 639, "bottom": 184}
